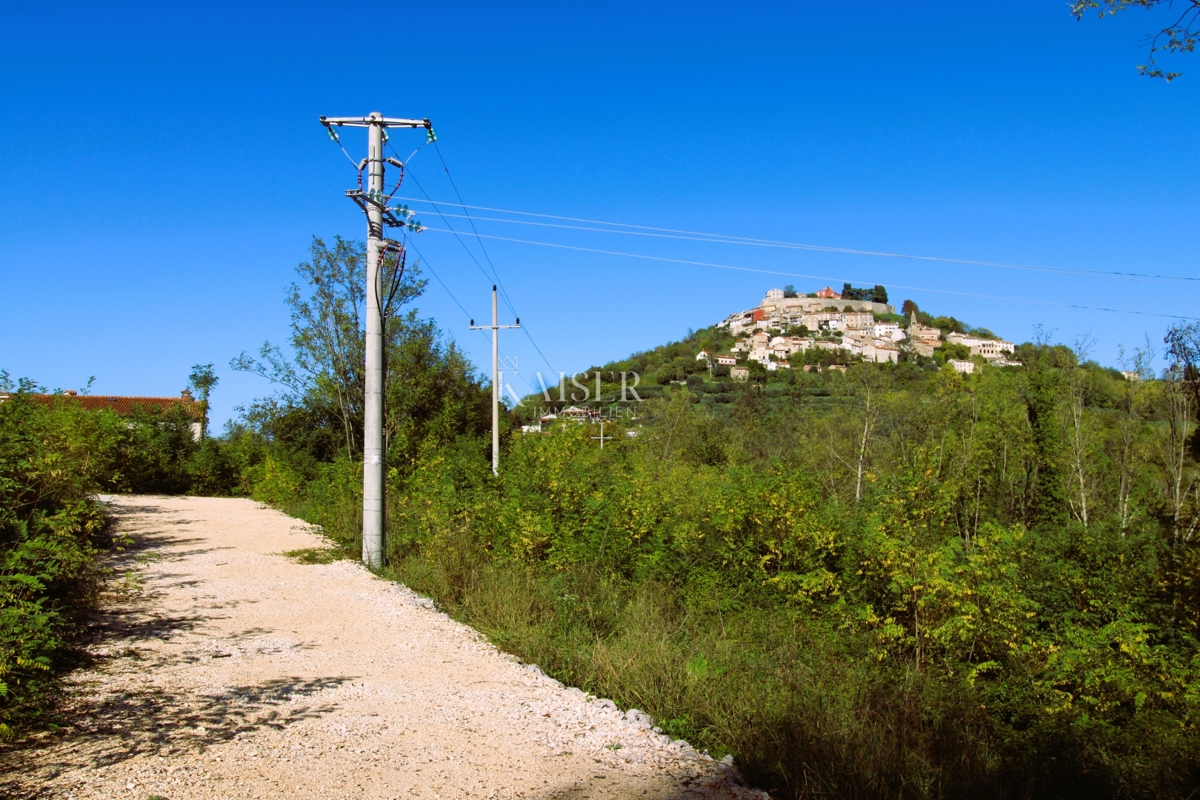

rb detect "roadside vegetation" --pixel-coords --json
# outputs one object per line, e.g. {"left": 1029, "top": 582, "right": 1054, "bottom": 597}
{"left": 0, "top": 371, "right": 242, "bottom": 738}
{"left": 4, "top": 236, "right": 1196, "bottom": 799}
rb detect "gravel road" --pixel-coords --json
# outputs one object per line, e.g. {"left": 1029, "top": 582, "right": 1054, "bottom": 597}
{"left": 3, "top": 496, "right": 765, "bottom": 800}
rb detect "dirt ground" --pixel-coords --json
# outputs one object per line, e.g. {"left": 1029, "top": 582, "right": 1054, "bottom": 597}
{"left": 2, "top": 496, "right": 765, "bottom": 800}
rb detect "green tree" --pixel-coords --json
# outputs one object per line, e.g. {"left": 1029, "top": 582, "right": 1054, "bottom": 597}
{"left": 188, "top": 363, "right": 218, "bottom": 440}
{"left": 231, "top": 236, "right": 424, "bottom": 460}
{"left": 1072, "top": 0, "right": 1198, "bottom": 80}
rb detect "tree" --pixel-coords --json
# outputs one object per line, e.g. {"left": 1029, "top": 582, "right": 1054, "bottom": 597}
{"left": 232, "top": 236, "right": 424, "bottom": 460}
{"left": 1115, "top": 339, "right": 1154, "bottom": 530}
{"left": 848, "top": 364, "right": 888, "bottom": 504}
{"left": 1062, "top": 334, "right": 1097, "bottom": 529}
{"left": 188, "top": 363, "right": 218, "bottom": 440}
{"left": 783, "top": 284, "right": 798, "bottom": 298}
{"left": 901, "top": 299, "right": 920, "bottom": 318}
{"left": 1072, "top": 0, "right": 1198, "bottom": 80}
{"left": 872, "top": 284, "right": 889, "bottom": 305}
{"left": 1022, "top": 337, "right": 1068, "bottom": 527}
{"left": 1160, "top": 322, "right": 1199, "bottom": 549}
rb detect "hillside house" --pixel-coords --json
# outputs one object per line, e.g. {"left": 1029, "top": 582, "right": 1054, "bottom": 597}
{"left": 715, "top": 355, "right": 737, "bottom": 366}
{"left": 863, "top": 343, "right": 900, "bottom": 363}
{"left": 560, "top": 405, "right": 599, "bottom": 421}
{"left": 731, "top": 366, "right": 750, "bottom": 381}
{"left": 948, "top": 359, "right": 975, "bottom": 375}
{"left": 872, "top": 321, "right": 902, "bottom": 340}
{"left": 946, "top": 332, "right": 1015, "bottom": 360}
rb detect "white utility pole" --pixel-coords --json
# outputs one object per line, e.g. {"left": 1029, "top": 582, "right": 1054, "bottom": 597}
{"left": 470, "top": 285, "right": 520, "bottom": 475}
{"left": 591, "top": 420, "right": 612, "bottom": 450}
{"left": 319, "top": 112, "right": 432, "bottom": 569}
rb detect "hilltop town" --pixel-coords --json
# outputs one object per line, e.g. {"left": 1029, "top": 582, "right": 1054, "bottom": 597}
{"left": 704, "top": 283, "right": 1018, "bottom": 378}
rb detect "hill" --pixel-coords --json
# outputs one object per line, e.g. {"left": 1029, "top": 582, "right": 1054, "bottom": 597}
{"left": 514, "top": 288, "right": 1039, "bottom": 422}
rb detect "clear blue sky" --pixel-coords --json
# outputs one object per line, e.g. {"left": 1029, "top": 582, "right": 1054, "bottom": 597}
{"left": 2, "top": 2, "right": 1197, "bottom": 426}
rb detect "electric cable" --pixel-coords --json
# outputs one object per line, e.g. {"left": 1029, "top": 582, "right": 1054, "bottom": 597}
{"left": 420, "top": 227, "right": 1200, "bottom": 322}
{"left": 433, "top": 141, "right": 521, "bottom": 314}
{"left": 324, "top": 127, "right": 539, "bottom": 403}
{"left": 395, "top": 196, "right": 1200, "bottom": 287}
{"left": 432, "top": 143, "right": 561, "bottom": 379}
{"left": 405, "top": 239, "right": 542, "bottom": 398}
{"left": 398, "top": 152, "right": 558, "bottom": 377}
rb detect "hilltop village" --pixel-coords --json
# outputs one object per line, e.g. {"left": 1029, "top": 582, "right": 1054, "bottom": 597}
{"left": 518, "top": 283, "right": 1026, "bottom": 425}
{"left": 706, "top": 284, "right": 1018, "bottom": 377}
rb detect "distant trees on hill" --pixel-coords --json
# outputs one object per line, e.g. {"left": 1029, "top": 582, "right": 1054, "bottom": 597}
{"left": 841, "top": 283, "right": 889, "bottom": 304}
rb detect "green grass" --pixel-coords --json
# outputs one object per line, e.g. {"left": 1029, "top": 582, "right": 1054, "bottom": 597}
{"left": 281, "top": 546, "right": 354, "bottom": 565}
{"left": 380, "top": 543, "right": 1006, "bottom": 799}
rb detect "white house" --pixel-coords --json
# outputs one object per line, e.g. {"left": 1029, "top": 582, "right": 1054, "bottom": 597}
{"left": 872, "top": 321, "right": 901, "bottom": 340}
{"left": 946, "top": 332, "right": 1015, "bottom": 361}
{"left": 749, "top": 347, "right": 772, "bottom": 364}
{"left": 863, "top": 343, "right": 900, "bottom": 364}
{"left": 948, "top": 359, "right": 975, "bottom": 375}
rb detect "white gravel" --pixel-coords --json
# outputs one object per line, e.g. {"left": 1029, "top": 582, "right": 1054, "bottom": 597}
{"left": 3, "top": 496, "right": 766, "bottom": 799}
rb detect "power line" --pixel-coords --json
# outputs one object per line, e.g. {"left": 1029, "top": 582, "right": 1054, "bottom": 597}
{"left": 420, "top": 227, "right": 1200, "bottom": 322}
{"left": 395, "top": 195, "right": 1200, "bottom": 287}
{"left": 403, "top": 238, "right": 478, "bottom": 324}
{"left": 420, "top": 210, "right": 1198, "bottom": 290}
{"left": 400, "top": 149, "right": 558, "bottom": 377}
{"left": 429, "top": 144, "right": 560, "bottom": 379}
{"left": 433, "top": 142, "right": 520, "bottom": 314}
{"left": 389, "top": 148, "right": 497, "bottom": 286}
{"left": 404, "top": 240, "right": 541, "bottom": 397}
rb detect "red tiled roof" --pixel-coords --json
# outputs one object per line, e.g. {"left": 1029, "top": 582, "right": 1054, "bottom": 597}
{"left": 5, "top": 393, "right": 204, "bottom": 420}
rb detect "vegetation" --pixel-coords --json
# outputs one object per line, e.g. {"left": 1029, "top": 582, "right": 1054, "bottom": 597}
{"left": 203, "top": 241, "right": 1200, "bottom": 797}
{"left": 0, "top": 390, "right": 117, "bottom": 738}
{"left": 1072, "top": 0, "right": 1198, "bottom": 81}
{"left": 840, "top": 282, "right": 889, "bottom": 304}
{"left": 5, "top": 234, "right": 1198, "bottom": 798}
{"left": 0, "top": 372, "right": 255, "bottom": 737}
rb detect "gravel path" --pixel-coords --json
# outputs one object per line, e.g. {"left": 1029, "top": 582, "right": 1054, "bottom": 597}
{"left": 4, "top": 496, "right": 765, "bottom": 800}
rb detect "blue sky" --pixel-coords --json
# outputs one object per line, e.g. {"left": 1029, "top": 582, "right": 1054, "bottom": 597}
{"left": 2, "top": 2, "right": 1197, "bottom": 426}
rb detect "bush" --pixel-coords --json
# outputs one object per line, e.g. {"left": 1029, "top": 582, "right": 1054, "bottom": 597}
{"left": 0, "top": 394, "right": 117, "bottom": 738}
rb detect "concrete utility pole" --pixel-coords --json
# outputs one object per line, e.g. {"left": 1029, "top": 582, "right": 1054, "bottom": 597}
{"left": 319, "top": 112, "right": 432, "bottom": 569}
{"left": 470, "top": 286, "right": 520, "bottom": 476}
{"left": 591, "top": 420, "right": 612, "bottom": 450}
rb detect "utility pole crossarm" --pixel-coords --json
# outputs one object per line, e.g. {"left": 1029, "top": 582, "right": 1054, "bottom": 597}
{"left": 320, "top": 115, "right": 432, "bottom": 129}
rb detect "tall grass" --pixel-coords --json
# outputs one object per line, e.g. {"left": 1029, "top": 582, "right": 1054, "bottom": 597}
{"left": 379, "top": 530, "right": 1005, "bottom": 799}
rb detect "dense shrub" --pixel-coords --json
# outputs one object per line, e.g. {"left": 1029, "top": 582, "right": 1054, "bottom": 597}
{"left": 0, "top": 395, "right": 117, "bottom": 738}
{"left": 249, "top": 349, "right": 1200, "bottom": 799}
